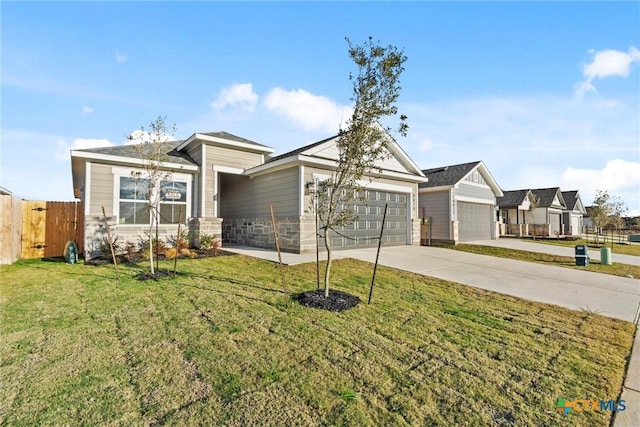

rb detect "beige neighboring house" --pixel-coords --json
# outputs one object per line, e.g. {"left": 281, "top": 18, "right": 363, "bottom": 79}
{"left": 71, "top": 130, "right": 427, "bottom": 259}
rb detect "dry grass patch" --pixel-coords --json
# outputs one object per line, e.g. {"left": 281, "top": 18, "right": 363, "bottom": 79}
{"left": 0, "top": 255, "right": 635, "bottom": 426}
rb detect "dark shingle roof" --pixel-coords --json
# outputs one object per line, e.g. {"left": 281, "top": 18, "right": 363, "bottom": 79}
{"left": 531, "top": 187, "right": 565, "bottom": 208}
{"left": 497, "top": 190, "right": 531, "bottom": 208}
{"left": 74, "top": 140, "right": 197, "bottom": 166}
{"left": 561, "top": 190, "right": 579, "bottom": 210}
{"left": 200, "top": 131, "right": 271, "bottom": 149}
{"left": 419, "top": 161, "right": 481, "bottom": 188}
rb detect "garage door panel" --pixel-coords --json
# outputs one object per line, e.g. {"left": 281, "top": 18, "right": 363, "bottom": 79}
{"left": 321, "top": 189, "right": 408, "bottom": 250}
{"left": 458, "top": 201, "right": 493, "bottom": 242}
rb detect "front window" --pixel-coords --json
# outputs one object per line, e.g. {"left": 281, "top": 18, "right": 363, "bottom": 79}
{"left": 159, "top": 180, "right": 187, "bottom": 224}
{"left": 119, "top": 177, "right": 150, "bottom": 224}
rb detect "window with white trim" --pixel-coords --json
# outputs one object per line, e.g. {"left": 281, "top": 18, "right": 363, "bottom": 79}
{"left": 118, "top": 177, "right": 150, "bottom": 225}
{"left": 113, "top": 168, "right": 192, "bottom": 225}
{"left": 159, "top": 180, "right": 188, "bottom": 224}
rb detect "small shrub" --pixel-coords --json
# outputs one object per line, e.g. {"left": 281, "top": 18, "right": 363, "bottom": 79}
{"left": 180, "top": 248, "right": 197, "bottom": 259}
{"left": 200, "top": 233, "right": 221, "bottom": 255}
{"left": 167, "top": 230, "right": 189, "bottom": 250}
{"left": 165, "top": 247, "right": 178, "bottom": 259}
{"left": 139, "top": 234, "right": 166, "bottom": 253}
{"left": 99, "top": 236, "right": 122, "bottom": 257}
{"left": 123, "top": 242, "right": 142, "bottom": 262}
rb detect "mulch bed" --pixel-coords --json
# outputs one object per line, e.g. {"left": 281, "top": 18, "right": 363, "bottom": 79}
{"left": 297, "top": 289, "right": 361, "bottom": 312}
{"left": 84, "top": 249, "right": 228, "bottom": 266}
{"left": 136, "top": 270, "right": 175, "bottom": 281}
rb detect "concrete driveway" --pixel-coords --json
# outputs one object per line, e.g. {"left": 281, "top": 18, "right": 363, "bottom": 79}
{"left": 226, "top": 244, "right": 640, "bottom": 323}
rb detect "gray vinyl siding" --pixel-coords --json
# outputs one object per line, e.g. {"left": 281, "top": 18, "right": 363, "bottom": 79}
{"left": 453, "top": 183, "right": 496, "bottom": 202}
{"left": 221, "top": 167, "right": 299, "bottom": 218}
{"left": 418, "top": 191, "right": 450, "bottom": 240}
{"left": 202, "top": 145, "right": 266, "bottom": 217}
{"left": 89, "top": 163, "right": 114, "bottom": 216}
{"left": 206, "top": 145, "right": 264, "bottom": 170}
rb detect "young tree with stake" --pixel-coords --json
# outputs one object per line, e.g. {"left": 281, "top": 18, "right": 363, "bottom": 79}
{"left": 315, "top": 37, "right": 408, "bottom": 298}
{"left": 128, "top": 116, "right": 176, "bottom": 275}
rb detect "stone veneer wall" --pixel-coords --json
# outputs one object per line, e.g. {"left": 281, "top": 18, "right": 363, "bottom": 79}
{"left": 83, "top": 215, "right": 223, "bottom": 259}
{"left": 223, "top": 217, "right": 303, "bottom": 253}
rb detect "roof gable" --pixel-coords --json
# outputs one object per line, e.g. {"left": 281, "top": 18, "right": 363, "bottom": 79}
{"left": 419, "top": 161, "right": 503, "bottom": 196}
{"left": 561, "top": 190, "right": 587, "bottom": 214}
{"left": 531, "top": 187, "right": 566, "bottom": 208}
{"left": 176, "top": 131, "right": 274, "bottom": 154}
{"left": 497, "top": 189, "right": 533, "bottom": 208}
{"left": 253, "top": 131, "right": 425, "bottom": 179}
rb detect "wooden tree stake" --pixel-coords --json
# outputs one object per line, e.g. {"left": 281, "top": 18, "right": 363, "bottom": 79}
{"left": 101, "top": 206, "right": 120, "bottom": 280}
{"left": 173, "top": 207, "right": 183, "bottom": 277}
{"left": 269, "top": 204, "right": 288, "bottom": 295}
{"left": 368, "top": 203, "right": 388, "bottom": 304}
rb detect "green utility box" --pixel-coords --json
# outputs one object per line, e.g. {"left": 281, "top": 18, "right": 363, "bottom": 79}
{"left": 575, "top": 245, "right": 589, "bottom": 266}
{"left": 600, "top": 247, "right": 612, "bottom": 265}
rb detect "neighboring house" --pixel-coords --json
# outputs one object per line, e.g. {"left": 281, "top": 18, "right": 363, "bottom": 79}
{"left": 561, "top": 190, "right": 587, "bottom": 236}
{"left": 496, "top": 189, "right": 535, "bottom": 236}
{"left": 529, "top": 187, "right": 567, "bottom": 237}
{"left": 418, "top": 161, "right": 503, "bottom": 244}
{"left": 71, "top": 130, "right": 427, "bottom": 258}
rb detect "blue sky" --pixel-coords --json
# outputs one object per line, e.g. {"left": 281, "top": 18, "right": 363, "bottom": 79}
{"left": 2, "top": 2, "right": 639, "bottom": 214}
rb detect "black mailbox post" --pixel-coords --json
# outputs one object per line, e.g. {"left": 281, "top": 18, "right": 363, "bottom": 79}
{"left": 575, "top": 245, "right": 589, "bottom": 266}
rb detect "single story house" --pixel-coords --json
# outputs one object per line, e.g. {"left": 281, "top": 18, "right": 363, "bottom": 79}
{"left": 418, "top": 161, "right": 503, "bottom": 244}
{"left": 561, "top": 190, "right": 586, "bottom": 236}
{"left": 497, "top": 189, "right": 535, "bottom": 236}
{"left": 529, "top": 187, "right": 567, "bottom": 237}
{"left": 71, "top": 130, "right": 427, "bottom": 258}
{"left": 497, "top": 187, "right": 567, "bottom": 237}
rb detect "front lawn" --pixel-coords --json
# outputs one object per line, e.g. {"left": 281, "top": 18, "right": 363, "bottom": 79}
{"left": 0, "top": 255, "right": 634, "bottom": 426}
{"left": 450, "top": 244, "right": 640, "bottom": 278}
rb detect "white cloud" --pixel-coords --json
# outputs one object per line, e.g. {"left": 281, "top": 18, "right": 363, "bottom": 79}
{"left": 211, "top": 83, "right": 259, "bottom": 112}
{"left": 263, "top": 87, "right": 352, "bottom": 133}
{"left": 115, "top": 52, "right": 128, "bottom": 63}
{"left": 561, "top": 160, "right": 640, "bottom": 215}
{"left": 55, "top": 137, "right": 113, "bottom": 160}
{"left": 574, "top": 46, "right": 640, "bottom": 98}
{"left": 82, "top": 105, "right": 93, "bottom": 115}
{"left": 400, "top": 95, "right": 639, "bottom": 213}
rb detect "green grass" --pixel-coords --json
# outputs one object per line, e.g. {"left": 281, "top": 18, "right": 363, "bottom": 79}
{"left": 532, "top": 237, "right": 640, "bottom": 257}
{"left": 1, "top": 255, "right": 635, "bottom": 426}
{"left": 450, "top": 244, "right": 640, "bottom": 278}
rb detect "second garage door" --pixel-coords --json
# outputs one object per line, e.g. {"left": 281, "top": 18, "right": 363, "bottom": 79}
{"left": 325, "top": 189, "right": 408, "bottom": 250}
{"left": 458, "top": 201, "right": 493, "bottom": 242}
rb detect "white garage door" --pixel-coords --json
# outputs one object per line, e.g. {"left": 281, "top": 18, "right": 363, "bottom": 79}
{"left": 458, "top": 201, "right": 493, "bottom": 242}
{"left": 325, "top": 190, "right": 407, "bottom": 250}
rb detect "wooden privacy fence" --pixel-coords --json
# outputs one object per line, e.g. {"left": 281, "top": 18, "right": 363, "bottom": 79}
{"left": 1, "top": 198, "right": 84, "bottom": 263}
{"left": 0, "top": 194, "right": 23, "bottom": 264}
